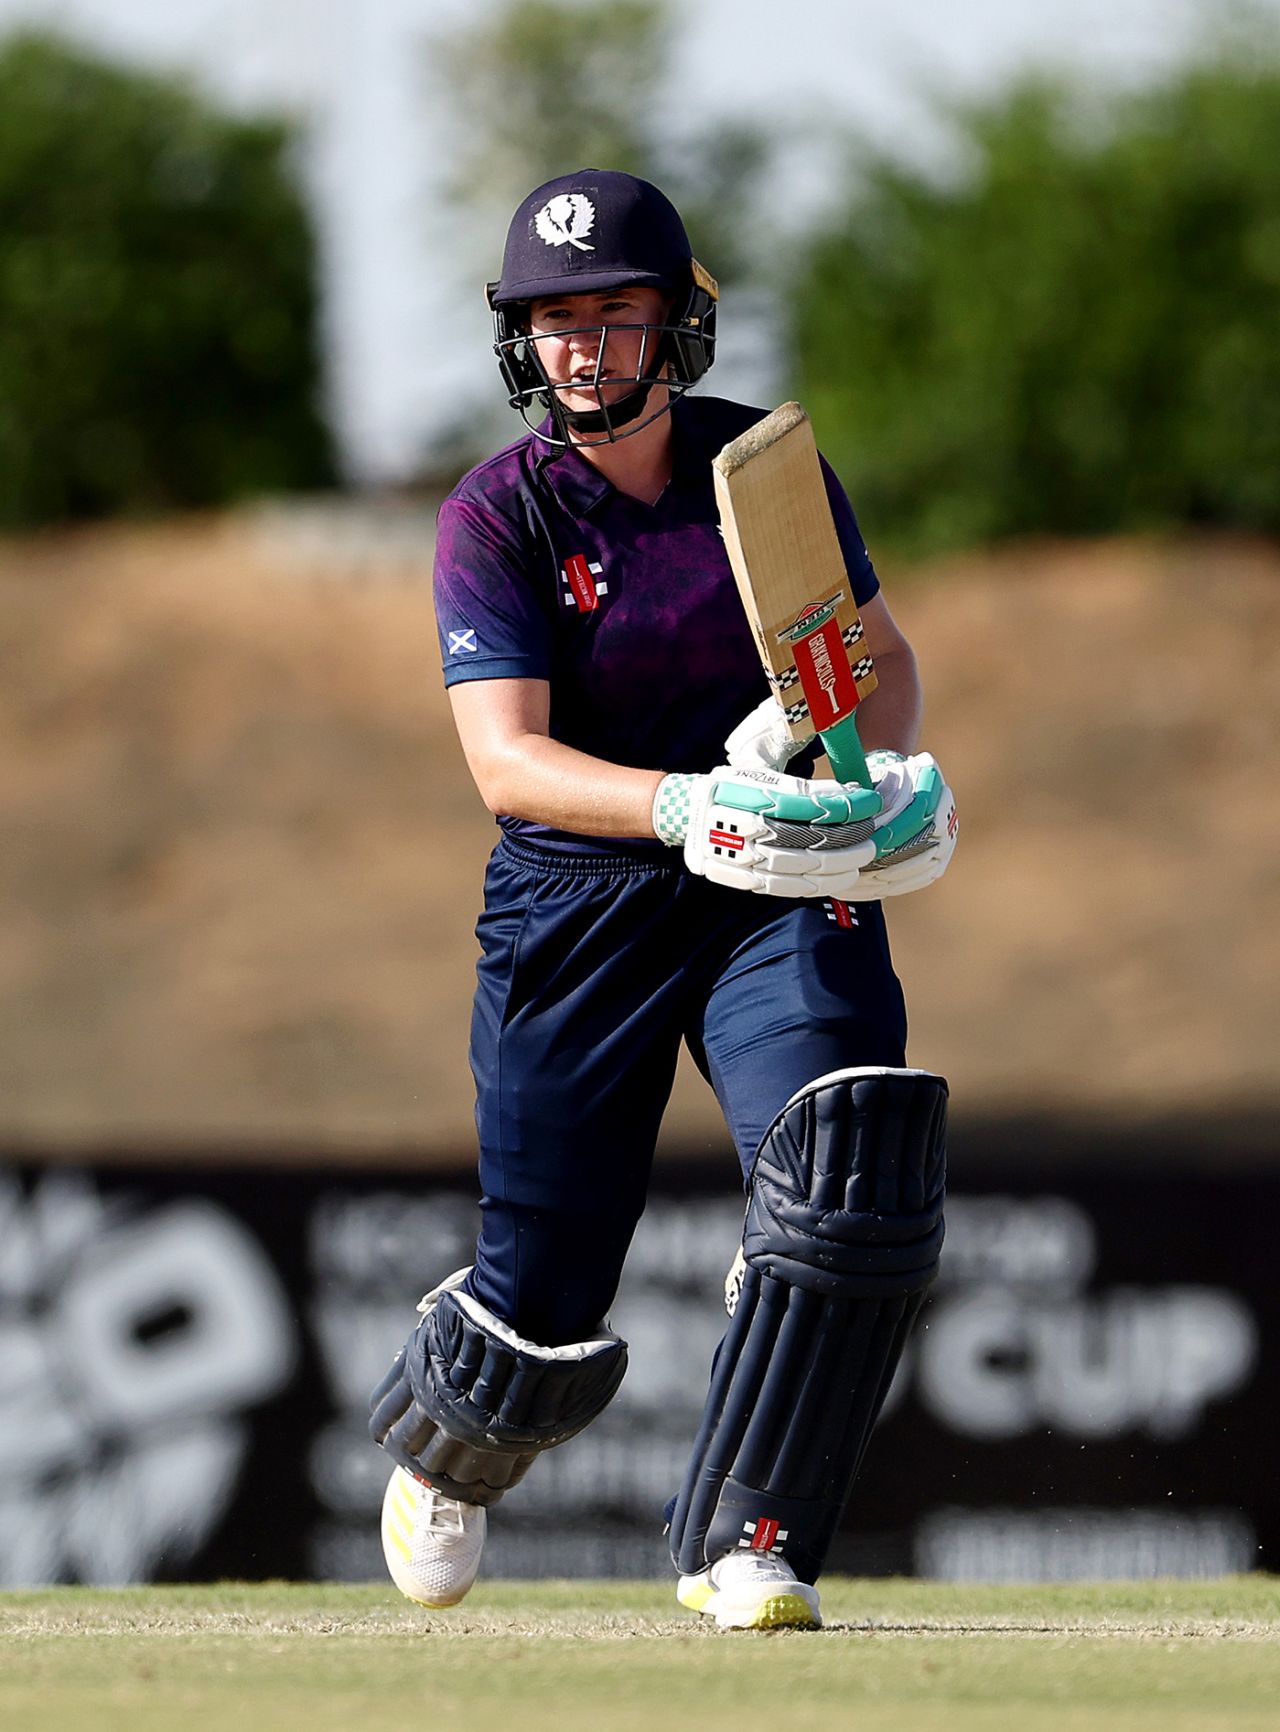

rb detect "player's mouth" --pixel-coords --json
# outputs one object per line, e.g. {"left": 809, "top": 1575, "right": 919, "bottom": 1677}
{"left": 564, "top": 373, "right": 635, "bottom": 404}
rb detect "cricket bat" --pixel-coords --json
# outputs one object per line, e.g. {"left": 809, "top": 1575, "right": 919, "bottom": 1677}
{"left": 713, "top": 401, "right": 877, "bottom": 787}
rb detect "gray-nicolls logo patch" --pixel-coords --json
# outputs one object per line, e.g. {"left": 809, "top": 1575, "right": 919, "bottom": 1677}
{"left": 535, "top": 193, "right": 596, "bottom": 252}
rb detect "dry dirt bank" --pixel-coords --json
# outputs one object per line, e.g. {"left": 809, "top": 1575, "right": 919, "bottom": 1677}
{"left": 1, "top": 514, "right": 1275, "bottom": 1160}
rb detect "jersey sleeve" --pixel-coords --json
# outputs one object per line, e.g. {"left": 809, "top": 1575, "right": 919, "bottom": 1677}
{"left": 433, "top": 495, "right": 553, "bottom": 686}
{"left": 819, "top": 456, "right": 881, "bottom": 607}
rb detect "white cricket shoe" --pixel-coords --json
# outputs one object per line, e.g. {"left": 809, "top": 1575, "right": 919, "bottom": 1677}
{"left": 380, "top": 1465, "right": 486, "bottom": 1607}
{"left": 676, "top": 1549, "right": 822, "bottom": 1631}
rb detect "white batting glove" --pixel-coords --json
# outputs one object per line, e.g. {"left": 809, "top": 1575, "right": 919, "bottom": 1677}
{"left": 722, "top": 695, "right": 814, "bottom": 772}
{"left": 652, "top": 766, "right": 880, "bottom": 898}
{"left": 837, "top": 749, "right": 959, "bottom": 899}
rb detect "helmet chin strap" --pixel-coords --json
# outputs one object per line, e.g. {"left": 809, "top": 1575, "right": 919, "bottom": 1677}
{"left": 556, "top": 379, "right": 656, "bottom": 439}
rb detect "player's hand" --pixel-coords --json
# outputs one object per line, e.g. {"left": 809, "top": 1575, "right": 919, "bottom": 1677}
{"left": 722, "top": 695, "right": 813, "bottom": 772}
{"left": 653, "top": 766, "right": 881, "bottom": 898}
{"left": 837, "top": 750, "right": 958, "bottom": 899}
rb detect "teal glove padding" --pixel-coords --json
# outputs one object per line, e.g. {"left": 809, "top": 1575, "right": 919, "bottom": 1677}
{"left": 841, "top": 750, "right": 958, "bottom": 898}
{"left": 653, "top": 766, "right": 881, "bottom": 899}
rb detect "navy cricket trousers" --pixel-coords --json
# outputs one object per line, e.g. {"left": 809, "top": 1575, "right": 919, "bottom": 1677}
{"left": 466, "top": 835, "right": 908, "bottom": 1346}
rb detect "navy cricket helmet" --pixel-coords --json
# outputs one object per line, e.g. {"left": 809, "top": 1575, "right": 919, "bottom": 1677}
{"left": 486, "top": 169, "right": 718, "bottom": 444}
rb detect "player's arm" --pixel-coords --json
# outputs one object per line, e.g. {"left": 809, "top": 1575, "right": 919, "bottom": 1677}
{"left": 849, "top": 591, "right": 923, "bottom": 758}
{"left": 448, "top": 676, "right": 664, "bottom": 838}
{"left": 450, "top": 673, "right": 884, "bottom": 898}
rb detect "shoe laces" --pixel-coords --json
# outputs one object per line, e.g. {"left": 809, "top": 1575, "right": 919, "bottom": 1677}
{"left": 712, "top": 1550, "right": 797, "bottom": 1587}
{"left": 419, "top": 1488, "right": 469, "bottom": 1536}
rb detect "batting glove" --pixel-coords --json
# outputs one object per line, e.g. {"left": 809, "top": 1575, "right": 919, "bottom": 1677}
{"left": 838, "top": 749, "right": 959, "bottom": 899}
{"left": 722, "top": 695, "right": 813, "bottom": 773}
{"left": 652, "top": 766, "right": 880, "bottom": 898}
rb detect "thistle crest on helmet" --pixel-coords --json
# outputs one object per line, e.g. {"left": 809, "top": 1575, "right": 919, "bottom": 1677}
{"left": 534, "top": 193, "right": 596, "bottom": 253}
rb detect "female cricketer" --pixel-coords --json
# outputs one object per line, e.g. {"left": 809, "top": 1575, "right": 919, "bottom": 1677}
{"left": 368, "top": 170, "right": 956, "bottom": 1631}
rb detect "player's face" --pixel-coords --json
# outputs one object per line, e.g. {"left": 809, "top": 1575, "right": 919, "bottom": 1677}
{"left": 528, "top": 286, "right": 669, "bottom": 413}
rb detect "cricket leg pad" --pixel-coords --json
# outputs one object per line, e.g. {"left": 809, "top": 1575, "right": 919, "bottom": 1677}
{"left": 670, "top": 1066, "right": 947, "bottom": 1583}
{"left": 369, "top": 1268, "right": 627, "bottom": 1507}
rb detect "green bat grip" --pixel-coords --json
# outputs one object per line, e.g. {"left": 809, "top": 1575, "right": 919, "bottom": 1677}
{"left": 819, "top": 710, "right": 872, "bottom": 788}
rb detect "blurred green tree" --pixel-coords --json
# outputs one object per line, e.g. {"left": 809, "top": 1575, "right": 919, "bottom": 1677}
{"left": 429, "top": 0, "right": 769, "bottom": 283}
{"left": 793, "top": 53, "right": 1280, "bottom": 556}
{"left": 0, "top": 32, "right": 333, "bottom": 528}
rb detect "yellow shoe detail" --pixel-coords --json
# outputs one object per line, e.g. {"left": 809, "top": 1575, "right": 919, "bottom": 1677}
{"left": 677, "top": 1555, "right": 823, "bottom": 1630}
{"left": 380, "top": 1466, "right": 486, "bottom": 1607}
{"left": 676, "top": 1576, "right": 718, "bottom": 1614}
{"left": 746, "top": 1592, "right": 821, "bottom": 1631}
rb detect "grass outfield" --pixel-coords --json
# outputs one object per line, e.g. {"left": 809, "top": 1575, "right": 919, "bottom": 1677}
{"left": 3, "top": 1579, "right": 1279, "bottom": 1732}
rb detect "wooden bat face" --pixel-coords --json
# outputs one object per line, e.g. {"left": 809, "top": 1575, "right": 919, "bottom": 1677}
{"left": 713, "top": 401, "right": 877, "bottom": 783}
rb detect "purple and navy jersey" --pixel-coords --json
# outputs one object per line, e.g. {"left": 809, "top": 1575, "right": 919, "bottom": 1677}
{"left": 433, "top": 394, "right": 880, "bottom": 852}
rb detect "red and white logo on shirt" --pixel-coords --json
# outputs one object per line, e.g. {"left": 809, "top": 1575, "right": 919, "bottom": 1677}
{"left": 561, "top": 553, "right": 608, "bottom": 612}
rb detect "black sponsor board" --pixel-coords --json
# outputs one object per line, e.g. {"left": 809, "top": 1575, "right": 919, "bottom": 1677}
{"left": 0, "top": 1138, "right": 1273, "bottom": 1585}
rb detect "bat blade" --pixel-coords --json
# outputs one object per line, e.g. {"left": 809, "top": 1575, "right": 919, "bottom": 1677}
{"left": 714, "top": 401, "right": 877, "bottom": 786}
